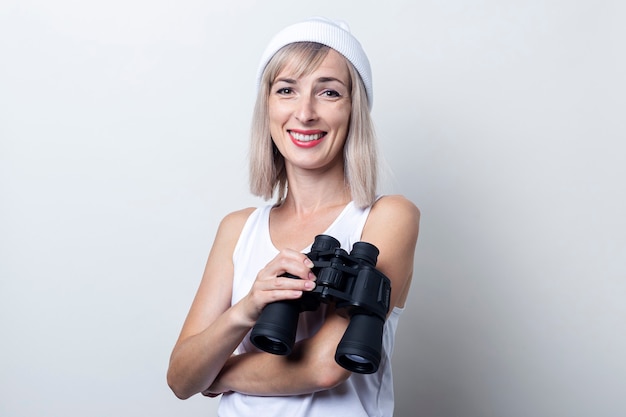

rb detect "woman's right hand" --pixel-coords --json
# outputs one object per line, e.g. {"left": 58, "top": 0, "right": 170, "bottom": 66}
{"left": 239, "top": 248, "right": 317, "bottom": 325}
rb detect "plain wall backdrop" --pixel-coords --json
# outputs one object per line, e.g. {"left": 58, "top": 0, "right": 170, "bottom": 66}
{"left": 1, "top": 1, "right": 624, "bottom": 416}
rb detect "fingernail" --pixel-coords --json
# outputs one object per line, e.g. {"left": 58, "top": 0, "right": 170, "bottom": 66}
{"left": 304, "top": 281, "right": 315, "bottom": 290}
{"left": 304, "top": 259, "right": 314, "bottom": 268}
{"left": 308, "top": 272, "right": 316, "bottom": 281}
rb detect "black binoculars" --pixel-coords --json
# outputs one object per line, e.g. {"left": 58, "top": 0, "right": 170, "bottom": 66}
{"left": 250, "top": 234, "right": 391, "bottom": 374}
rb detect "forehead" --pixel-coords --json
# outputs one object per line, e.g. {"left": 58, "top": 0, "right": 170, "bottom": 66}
{"left": 275, "top": 48, "right": 350, "bottom": 82}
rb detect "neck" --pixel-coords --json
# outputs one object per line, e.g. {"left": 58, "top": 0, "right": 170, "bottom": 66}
{"left": 279, "top": 165, "right": 351, "bottom": 216}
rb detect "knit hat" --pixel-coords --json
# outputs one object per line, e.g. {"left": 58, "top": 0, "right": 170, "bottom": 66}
{"left": 256, "top": 17, "right": 373, "bottom": 109}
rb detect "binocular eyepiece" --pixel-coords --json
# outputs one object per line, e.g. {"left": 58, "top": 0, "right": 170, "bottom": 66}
{"left": 249, "top": 234, "right": 391, "bottom": 374}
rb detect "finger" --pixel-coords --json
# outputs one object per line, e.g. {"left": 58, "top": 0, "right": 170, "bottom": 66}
{"left": 270, "top": 250, "right": 316, "bottom": 280}
{"left": 271, "top": 276, "right": 316, "bottom": 291}
{"left": 249, "top": 273, "right": 313, "bottom": 303}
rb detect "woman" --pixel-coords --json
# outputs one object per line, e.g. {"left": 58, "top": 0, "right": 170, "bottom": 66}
{"left": 167, "top": 17, "right": 420, "bottom": 416}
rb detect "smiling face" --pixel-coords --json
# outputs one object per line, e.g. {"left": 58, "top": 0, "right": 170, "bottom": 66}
{"left": 268, "top": 48, "right": 352, "bottom": 173}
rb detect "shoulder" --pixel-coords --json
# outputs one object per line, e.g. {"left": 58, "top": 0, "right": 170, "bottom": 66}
{"left": 362, "top": 195, "right": 420, "bottom": 258}
{"left": 214, "top": 207, "right": 258, "bottom": 248}
{"left": 367, "top": 195, "right": 420, "bottom": 234}
{"left": 372, "top": 194, "right": 420, "bottom": 216}
{"left": 220, "top": 207, "right": 257, "bottom": 230}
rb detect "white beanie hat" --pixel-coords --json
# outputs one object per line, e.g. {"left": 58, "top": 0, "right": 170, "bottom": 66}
{"left": 256, "top": 17, "right": 373, "bottom": 109}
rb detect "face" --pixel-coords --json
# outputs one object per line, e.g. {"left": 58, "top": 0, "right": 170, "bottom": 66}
{"left": 268, "top": 49, "right": 352, "bottom": 172}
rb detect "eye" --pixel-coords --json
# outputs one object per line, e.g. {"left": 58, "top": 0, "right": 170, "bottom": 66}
{"left": 276, "top": 87, "right": 293, "bottom": 95}
{"left": 322, "top": 89, "right": 341, "bottom": 98}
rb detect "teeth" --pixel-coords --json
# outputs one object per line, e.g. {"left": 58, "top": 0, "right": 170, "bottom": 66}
{"left": 291, "top": 131, "right": 324, "bottom": 142}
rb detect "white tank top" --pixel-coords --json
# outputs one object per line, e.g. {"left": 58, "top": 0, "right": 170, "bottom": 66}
{"left": 219, "top": 201, "right": 402, "bottom": 417}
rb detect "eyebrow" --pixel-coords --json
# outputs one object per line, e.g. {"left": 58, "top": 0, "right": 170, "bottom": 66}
{"left": 317, "top": 76, "right": 347, "bottom": 86}
{"left": 274, "top": 77, "right": 297, "bottom": 85}
{"left": 273, "top": 76, "right": 347, "bottom": 86}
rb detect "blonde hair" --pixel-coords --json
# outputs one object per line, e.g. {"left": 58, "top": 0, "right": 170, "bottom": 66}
{"left": 249, "top": 42, "right": 378, "bottom": 208}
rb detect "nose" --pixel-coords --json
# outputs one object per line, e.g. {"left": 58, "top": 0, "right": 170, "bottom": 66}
{"left": 294, "top": 95, "right": 318, "bottom": 123}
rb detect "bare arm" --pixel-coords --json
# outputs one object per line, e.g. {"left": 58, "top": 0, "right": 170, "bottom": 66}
{"left": 362, "top": 195, "right": 420, "bottom": 311}
{"left": 206, "top": 307, "right": 352, "bottom": 396}
{"left": 166, "top": 209, "right": 251, "bottom": 399}
{"left": 167, "top": 208, "right": 318, "bottom": 399}
{"left": 205, "top": 195, "right": 420, "bottom": 396}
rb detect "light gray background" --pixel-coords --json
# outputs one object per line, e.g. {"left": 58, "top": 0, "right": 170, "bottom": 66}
{"left": 1, "top": 1, "right": 624, "bottom": 416}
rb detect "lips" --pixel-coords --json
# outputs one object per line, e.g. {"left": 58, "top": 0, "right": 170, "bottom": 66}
{"left": 289, "top": 130, "right": 327, "bottom": 148}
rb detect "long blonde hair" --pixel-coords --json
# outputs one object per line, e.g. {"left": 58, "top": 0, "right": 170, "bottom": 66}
{"left": 249, "top": 42, "right": 378, "bottom": 208}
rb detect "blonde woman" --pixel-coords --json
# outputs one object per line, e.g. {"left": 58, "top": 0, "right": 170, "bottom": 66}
{"left": 167, "top": 17, "right": 420, "bottom": 417}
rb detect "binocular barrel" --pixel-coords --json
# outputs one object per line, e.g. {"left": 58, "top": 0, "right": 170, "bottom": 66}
{"left": 336, "top": 313, "right": 385, "bottom": 374}
{"left": 249, "top": 234, "right": 391, "bottom": 374}
{"left": 249, "top": 300, "right": 300, "bottom": 355}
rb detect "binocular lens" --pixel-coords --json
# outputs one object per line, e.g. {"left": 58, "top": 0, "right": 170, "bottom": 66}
{"left": 251, "top": 333, "right": 290, "bottom": 355}
{"left": 344, "top": 354, "right": 370, "bottom": 364}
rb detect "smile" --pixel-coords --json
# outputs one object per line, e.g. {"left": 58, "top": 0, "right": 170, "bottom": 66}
{"left": 289, "top": 130, "right": 327, "bottom": 148}
{"left": 289, "top": 131, "right": 326, "bottom": 142}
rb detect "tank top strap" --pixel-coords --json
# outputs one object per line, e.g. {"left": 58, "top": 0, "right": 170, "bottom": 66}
{"left": 322, "top": 195, "right": 383, "bottom": 251}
